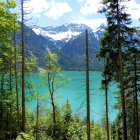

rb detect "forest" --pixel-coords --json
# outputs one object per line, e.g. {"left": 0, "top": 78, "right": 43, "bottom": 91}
{"left": 0, "top": 0, "right": 140, "bottom": 140}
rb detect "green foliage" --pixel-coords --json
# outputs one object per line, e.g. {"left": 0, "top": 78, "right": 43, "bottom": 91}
{"left": 25, "top": 58, "right": 37, "bottom": 73}
{"left": 0, "top": 0, "right": 19, "bottom": 44}
{"left": 44, "top": 53, "right": 60, "bottom": 72}
{"left": 62, "top": 100, "right": 73, "bottom": 124}
{"left": 97, "top": 0, "right": 140, "bottom": 139}
{"left": 19, "top": 101, "right": 108, "bottom": 140}
{"left": 111, "top": 114, "right": 123, "bottom": 140}
{"left": 0, "top": 1, "right": 38, "bottom": 139}
{"left": 16, "top": 132, "right": 33, "bottom": 140}
{"left": 40, "top": 53, "right": 70, "bottom": 91}
{"left": 67, "top": 121, "right": 87, "bottom": 140}
{"left": 97, "top": 0, "right": 139, "bottom": 82}
{"left": 91, "top": 124, "right": 107, "bottom": 140}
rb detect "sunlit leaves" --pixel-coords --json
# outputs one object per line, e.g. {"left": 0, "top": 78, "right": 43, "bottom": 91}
{"left": 0, "top": 0, "right": 19, "bottom": 44}
{"left": 40, "top": 53, "right": 71, "bottom": 93}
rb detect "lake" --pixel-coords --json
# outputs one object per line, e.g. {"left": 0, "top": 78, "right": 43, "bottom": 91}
{"left": 27, "top": 71, "right": 119, "bottom": 123}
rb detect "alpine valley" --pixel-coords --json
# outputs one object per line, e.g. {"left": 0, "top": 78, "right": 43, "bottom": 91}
{"left": 17, "top": 22, "right": 106, "bottom": 71}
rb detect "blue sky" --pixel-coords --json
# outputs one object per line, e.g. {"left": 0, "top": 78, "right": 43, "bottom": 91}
{"left": 19, "top": 0, "right": 140, "bottom": 28}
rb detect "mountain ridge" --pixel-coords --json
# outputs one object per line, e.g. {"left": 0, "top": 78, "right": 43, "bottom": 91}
{"left": 17, "top": 22, "right": 106, "bottom": 71}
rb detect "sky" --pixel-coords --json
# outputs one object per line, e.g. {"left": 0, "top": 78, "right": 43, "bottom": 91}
{"left": 17, "top": 0, "right": 140, "bottom": 29}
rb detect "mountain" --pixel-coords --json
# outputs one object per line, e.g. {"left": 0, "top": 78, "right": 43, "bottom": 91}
{"left": 17, "top": 22, "right": 106, "bottom": 71}
{"left": 32, "top": 23, "right": 93, "bottom": 50}
{"left": 33, "top": 23, "right": 91, "bottom": 41}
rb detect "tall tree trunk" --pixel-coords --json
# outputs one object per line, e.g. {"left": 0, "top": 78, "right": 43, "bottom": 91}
{"left": 6, "top": 112, "right": 9, "bottom": 140}
{"left": 21, "top": 0, "right": 25, "bottom": 132}
{"left": 47, "top": 72, "right": 56, "bottom": 137}
{"left": 0, "top": 74, "right": 4, "bottom": 140}
{"left": 86, "top": 29, "right": 90, "bottom": 140}
{"left": 133, "top": 92, "right": 136, "bottom": 140}
{"left": 36, "top": 93, "right": 39, "bottom": 140}
{"left": 134, "top": 54, "right": 139, "bottom": 140}
{"left": 105, "top": 59, "right": 109, "bottom": 140}
{"left": 14, "top": 18, "right": 20, "bottom": 133}
{"left": 51, "top": 93, "right": 56, "bottom": 137}
{"left": 9, "top": 105, "right": 12, "bottom": 140}
{"left": 117, "top": 1, "right": 127, "bottom": 139}
{"left": 9, "top": 52, "right": 12, "bottom": 139}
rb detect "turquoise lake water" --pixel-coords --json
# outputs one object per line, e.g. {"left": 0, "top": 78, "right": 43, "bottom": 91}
{"left": 27, "top": 71, "right": 119, "bottom": 123}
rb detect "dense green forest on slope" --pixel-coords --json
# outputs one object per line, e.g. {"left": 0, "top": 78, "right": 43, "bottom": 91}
{"left": 0, "top": 0, "right": 140, "bottom": 140}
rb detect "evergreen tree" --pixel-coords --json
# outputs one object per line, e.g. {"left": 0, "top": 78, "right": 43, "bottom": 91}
{"left": 123, "top": 47, "right": 140, "bottom": 139}
{"left": 98, "top": 0, "right": 139, "bottom": 139}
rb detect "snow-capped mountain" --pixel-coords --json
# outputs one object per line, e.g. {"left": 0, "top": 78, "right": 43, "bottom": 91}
{"left": 17, "top": 22, "right": 106, "bottom": 70}
{"left": 93, "top": 23, "right": 105, "bottom": 41}
{"left": 32, "top": 23, "right": 94, "bottom": 43}
{"left": 33, "top": 27, "right": 81, "bottom": 42}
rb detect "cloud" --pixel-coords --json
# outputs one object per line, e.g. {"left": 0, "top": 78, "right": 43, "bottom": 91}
{"left": 72, "top": 18, "right": 107, "bottom": 29}
{"left": 78, "top": 0, "right": 84, "bottom": 4}
{"left": 80, "top": 0, "right": 102, "bottom": 15}
{"left": 24, "top": 0, "right": 72, "bottom": 19}
{"left": 45, "top": 2, "right": 72, "bottom": 20}
{"left": 24, "top": 0, "right": 50, "bottom": 14}
{"left": 80, "top": 0, "right": 140, "bottom": 20}
{"left": 124, "top": 0, "right": 140, "bottom": 19}
{"left": 34, "top": 14, "right": 41, "bottom": 18}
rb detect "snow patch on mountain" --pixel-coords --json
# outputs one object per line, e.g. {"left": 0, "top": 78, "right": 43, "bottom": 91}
{"left": 46, "top": 30, "right": 81, "bottom": 41}
{"left": 32, "top": 28, "right": 41, "bottom": 35}
{"left": 32, "top": 28, "right": 81, "bottom": 41}
{"left": 32, "top": 23, "right": 107, "bottom": 45}
{"left": 93, "top": 27, "right": 105, "bottom": 33}
{"left": 94, "top": 32, "right": 99, "bottom": 40}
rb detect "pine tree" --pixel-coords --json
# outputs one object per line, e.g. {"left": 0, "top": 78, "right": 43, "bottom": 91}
{"left": 98, "top": 0, "right": 139, "bottom": 139}
{"left": 123, "top": 47, "right": 140, "bottom": 139}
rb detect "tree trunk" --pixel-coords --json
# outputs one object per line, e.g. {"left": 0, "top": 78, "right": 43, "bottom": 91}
{"left": 9, "top": 105, "right": 12, "bottom": 140}
{"left": 51, "top": 93, "right": 56, "bottom": 137}
{"left": 36, "top": 93, "right": 39, "bottom": 140}
{"left": 105, "top": 59, "right": 109, "bottom": 140}
{"left": 14, "top": 18, "right": 20, "bottom": 133}
{"left": 21, "top": 0, "right": 25, "bottom": 132}
{"left": 134, "top": 54, "right": 139, "bottom": 140}
{"left": 6, "top": 113, "right": 9, "bottom": 140}
{"left": 9, "top": 52, "right": 12, "bottom": 139}
{"left": 0, "top": 74, "right": 4, "bottom": 140}
{"left": 117, "top": 1, "right": 127, "bottom": 139}
{"left": 86, "top": 29, "right": 90, "bottom": 140}
{"left": 133, "top": 91, "right": 136, "bottom": 140}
